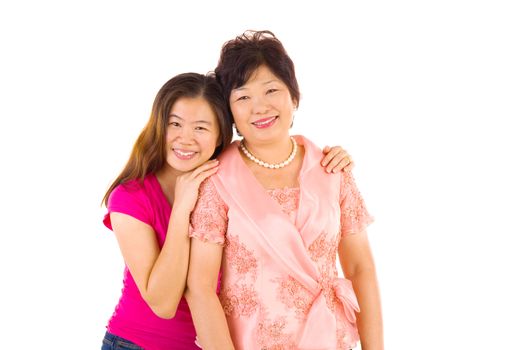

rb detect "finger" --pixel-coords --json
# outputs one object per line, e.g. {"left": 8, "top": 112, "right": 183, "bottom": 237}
{"left": 321, "top": 146, "right": 342, "bottom": 166}
{"left": 191, "top": 160, "right": 219, "bottom": 177}
{"left": 331, "top": 157, "right": 354, "bottom": 173}
{"left": 344, "top": 163, "right": 354, "bottom": 172}
{"left": 195, "top": 166, "right": 219, "bottom": 183}
{"left": 322, "top": 145, "right": 331, "bottom": 154}
{"left": 325, "top": 153, "right": 349, "bottom": 173}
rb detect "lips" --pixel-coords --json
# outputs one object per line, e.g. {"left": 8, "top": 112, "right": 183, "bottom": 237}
{"left": 171, "top": 148, "right": 197, "bottom": 160}
{"left": 252, "top": 116, "right": 278, "bottom": 129}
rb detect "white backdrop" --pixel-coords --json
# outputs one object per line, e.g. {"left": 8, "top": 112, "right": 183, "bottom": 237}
{"left": 1, "top": 1, "right": 527, "bottom": 349}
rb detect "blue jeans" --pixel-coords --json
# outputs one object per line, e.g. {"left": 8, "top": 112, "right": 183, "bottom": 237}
{"left": 101, "top": 332, "right": 144, "bottom": 350}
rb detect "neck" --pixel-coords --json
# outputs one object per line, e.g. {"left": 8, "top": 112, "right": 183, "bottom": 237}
{"left": 243, "top": 136, "right": 294, "bottom": 165}
{"left": 155, "top": 166, "right": 182, "bottom": 205}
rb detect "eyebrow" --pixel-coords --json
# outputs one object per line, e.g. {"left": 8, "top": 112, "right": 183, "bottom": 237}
{"left": 233, "top": 79, "right": 280, "bottom": 91}
{"left": 168, "top": 114, "right": 213, "bottom": 125}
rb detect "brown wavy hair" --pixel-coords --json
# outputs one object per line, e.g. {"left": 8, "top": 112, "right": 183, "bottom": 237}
{"left": 214, "top": 30, "right": 301, "bottom": 123}
{"left": 102, "top": 72, "right": 232, "bottom": 206}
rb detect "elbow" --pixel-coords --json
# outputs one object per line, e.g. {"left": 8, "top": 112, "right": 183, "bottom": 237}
{"left": 346, "top": 264, "right": 378, "bottom": 282}
{"left": 152, "top": 306, "right": 177, "bottom": 319}
{"left": 143, "top": 294, "right": 181, "bottom": 320}
{"left": 145, "top": 299, "right": 179, "bottom": 319}
{"left": 184, "top": 283, "right": 200, "bottom": 305}
{"left": 342, "top": 259, "right": 377, "bottom": 281}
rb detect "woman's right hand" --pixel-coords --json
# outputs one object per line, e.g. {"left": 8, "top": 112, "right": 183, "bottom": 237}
{"left": 173, "top": 159, "right": 219, "bottom": 213}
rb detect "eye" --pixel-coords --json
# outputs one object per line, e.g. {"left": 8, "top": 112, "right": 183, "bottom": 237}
{"left": 236, "top": 95, "right": 249, "bottom": 101}
{"left": 169, "top": 121, "right": 181, "bottom": 127}
{"left": 266, "top": 88, "right": 278, "bottom": 94}
{"left": 195, "top": 126, "right": 208, "bottom": 131}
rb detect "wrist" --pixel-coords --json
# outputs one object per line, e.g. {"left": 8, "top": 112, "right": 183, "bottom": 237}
{"left": 171, "top": 203, "right": 193, "bottom": 217}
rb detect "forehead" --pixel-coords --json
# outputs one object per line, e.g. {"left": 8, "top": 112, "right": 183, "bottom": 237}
{"left": 243, "top": 65, "right": 282, "bottom": 86}
{"left": 169, "top": 97, "right": 217, "bottom": 123}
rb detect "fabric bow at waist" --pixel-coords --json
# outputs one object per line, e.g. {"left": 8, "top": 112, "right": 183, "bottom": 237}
{"left": 298, "top": 277, "right": 359, "bottom": 349}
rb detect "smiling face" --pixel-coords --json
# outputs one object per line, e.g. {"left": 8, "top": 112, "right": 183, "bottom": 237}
{"left": 164, "top": 96, "right": 220, "bottom": 174}
{"left": 229, "top": 65, "right": 297, "bottom": 146}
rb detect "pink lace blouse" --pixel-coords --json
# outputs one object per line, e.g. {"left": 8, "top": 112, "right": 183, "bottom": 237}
{"left": 190, "top": 168, "right": 372, "bottom": 349}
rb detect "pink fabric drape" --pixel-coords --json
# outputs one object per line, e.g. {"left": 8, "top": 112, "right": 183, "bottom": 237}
{"left": 209, "top": 136, "right": 360, "bottom": 349}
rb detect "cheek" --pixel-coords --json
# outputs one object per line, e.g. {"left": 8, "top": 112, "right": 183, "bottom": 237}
{"left": 166, "top": 128, "right": 177, "bottom": 141}
{"left": 200, "top": 133, "right": 220, "bottom": 152}
{"left": 230, "top": 103, "right": 247, "bottom": 120}
{"left": 280, "top": 95, "right": 295, "bottom": 110}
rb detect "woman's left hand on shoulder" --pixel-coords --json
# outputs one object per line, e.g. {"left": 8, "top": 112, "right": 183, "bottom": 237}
{"left": 321, "top": 145, "right": 354, "bottom": 173}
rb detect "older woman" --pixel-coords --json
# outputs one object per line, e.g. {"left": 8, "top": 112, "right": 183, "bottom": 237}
{"left": 186, "top": 31, "right": 383, "bottom": 350}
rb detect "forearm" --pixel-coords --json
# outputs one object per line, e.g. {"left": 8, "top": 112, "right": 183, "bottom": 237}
{"left": 144, "top": 206, "right": 191, "bottom": 317}
{"left": 349, "top": 267, "right": 384, "bottom": 350}
{"left": 185, "top": 289, "right": 235, "bottom": 350}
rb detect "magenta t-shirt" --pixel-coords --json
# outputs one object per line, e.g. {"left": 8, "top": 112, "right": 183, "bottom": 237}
{"left": 103, "top": 173, "right": 199, "bottom": 350}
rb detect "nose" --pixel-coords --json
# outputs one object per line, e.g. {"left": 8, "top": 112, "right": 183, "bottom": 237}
{"left": 176, "top": 126, "right": 195, "bottom": 144}
{"left": 251, "top": 95, "right": 270, "bottom": 115}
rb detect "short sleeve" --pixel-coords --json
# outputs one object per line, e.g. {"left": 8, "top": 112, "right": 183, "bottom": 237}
{"left": 189, "top": 178, "right": 228, "bottom": 245}
{"left": 103, "top": 183, "right": 152, "bottom": 231}
{"left": 340, "top": 171, "right": 374, "bottom": 237}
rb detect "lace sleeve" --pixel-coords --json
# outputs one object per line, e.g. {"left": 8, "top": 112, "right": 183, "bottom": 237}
{"left": 340, "top": 171, "right": 374, "bottom": 237}
{"left": 189, "top": 178, "right": 228, "bottom": 245}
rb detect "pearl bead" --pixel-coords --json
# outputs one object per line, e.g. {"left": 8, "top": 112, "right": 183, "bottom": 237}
{"left": 240, "top": 137, "right": 297, "bottom": 170}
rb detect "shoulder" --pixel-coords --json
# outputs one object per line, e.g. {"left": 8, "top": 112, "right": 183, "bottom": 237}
{"left": 108, "top": 177, "right": 148, "bottom": 205}
{"left": 197, "top": 176, "right": 222, "bottom": 202}
{"left": 295, "top": 135, "right": 325, "bottom": 161}
{"left": 217, "top": 141, "right": 240, "bottom": 162}
{"left": 106, "top": 175, "right": 159, "bottom": 216}
{"left": 104, "top": 176, "right": 156, "bottom": 230}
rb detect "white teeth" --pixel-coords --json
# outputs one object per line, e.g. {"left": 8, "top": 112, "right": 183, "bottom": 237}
{"left": 173, "top": 149, "right": 195, "bottom": 156}
{"left": 253, "top": 117, "right": 276, "bottom": 126}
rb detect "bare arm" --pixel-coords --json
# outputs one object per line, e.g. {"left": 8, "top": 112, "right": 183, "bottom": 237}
{"left": 338, "top": 231, "right": 384, "bottom": 350}
{"left": 111, "top": 160, "right": 219, "bottom": 319}
{"left": 112, "top": 208, "right": 190, "bottom": 319}
{"left": 185, "top": 238, "right": 234, "bottom": 349}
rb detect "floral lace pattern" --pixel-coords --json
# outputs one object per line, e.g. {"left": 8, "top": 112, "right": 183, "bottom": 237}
{"left": 220, "top": 283, "right": 259, "bottom": 317}
{"left": 274, "top": 275, "right": 313, "bottom": 319}
{"left": 340, "top": 171, "right": 373, "bottom": 236}
{"left": 267, "top": 187, "right": 300, "bottom": 217}
{"left": 190, "top": 173, "right": 369, "bottom": 349}
{"left": 308, "top": 231, "right": 340, "bottom": 311}
{"left": 220, "top": 234, "right": 260, "bottom": 317}
{"left": 189, "top": 179, "right": 228, "bottom": 245}
{"left": 308, "top": 230, "right": 336, "bottom": 261}
{"left": 256, "top": 312, "right": 296, "bottom": 350}
{"left": 337, "top": 324, "right": 355, "bottom": 350}
{"left": 224, "top": 235, "right": 258, "bottom": 279}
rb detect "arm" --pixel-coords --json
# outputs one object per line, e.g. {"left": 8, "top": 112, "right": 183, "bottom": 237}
{"left": 338, "top": 232, "right": 384, "bottom": 350}
{"left": 185, "top": 238, "right": 234, "bottom": 349}
{"left": 111, "top": 160, "right": 219, "bottom": 319}
{"left": 322, "top": 145, "right": 354, "bottom": 173}
{"left": 111, "top": 209, "right": 189, "bottom": 319}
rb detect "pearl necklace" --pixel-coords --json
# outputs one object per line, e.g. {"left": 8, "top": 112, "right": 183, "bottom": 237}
{"left": 240, "top": 137, "right": 298, "bottom": 169}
